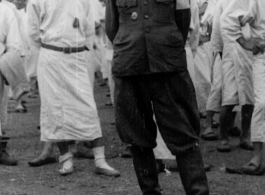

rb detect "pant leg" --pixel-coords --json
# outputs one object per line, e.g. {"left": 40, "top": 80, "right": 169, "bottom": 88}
{"left": 251, "top": 54, "right": 265, "bottom": 142}
{"left": 151, "top": 72, "right": 209, "bottom": 195}
{"left": 114, "top": 75, "right": 157, "bottom": 148}
{"left": 151, "top": 71, "right": 200, "bottom": 155}
{"left": 130, "top": 145, "right": 162, "bottom": 195}
{"left": 206, "top": 53, "right": 222, "bottom": 112}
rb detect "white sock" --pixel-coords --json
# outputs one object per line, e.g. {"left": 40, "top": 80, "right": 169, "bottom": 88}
{"left": 59, "top": 152, "right": 73, "bottom": 169}
{"left": 93, "top": 146, "right": 114, "bottom": 170}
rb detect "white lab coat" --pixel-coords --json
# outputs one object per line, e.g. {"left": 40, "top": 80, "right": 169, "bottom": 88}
{"left": 27, "top": 0, "right": 102, "bottom": 141}
{"left": 238, "top": 0, "right": 265, "bottom": 142}
{"left": 0, "top": 4, "right": 28, "bottom": 135}
{"left": 205, "top": 0, "right": 231, "bottom": 112}
{"left": 220, "top": 0, "right": 254, "bottom": 106}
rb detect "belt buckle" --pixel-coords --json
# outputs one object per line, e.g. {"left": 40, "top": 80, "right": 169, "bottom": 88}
{"left": 63, "top": 47, "right": 71, "bottom": 54}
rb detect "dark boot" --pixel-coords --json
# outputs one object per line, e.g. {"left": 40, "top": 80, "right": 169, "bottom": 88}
{"left": 0, "top": 139, "right": 18, "bottom": 166}
{"left": 176, "top": 146, "right": 209, "bottom": 195}
{"left": 130, "top": 145, "right": 162, "bottom": 195}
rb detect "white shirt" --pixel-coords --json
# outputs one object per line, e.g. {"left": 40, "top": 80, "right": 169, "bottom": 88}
{"left": 240, "top": 0, "right": 265, "bottom": 41}
{"left": 210, "top": 0, "right": 231, "bottom": 52}
{"left": 201, "top": 0, "right": 219, "bottom": 25}
{"left": 90, "top": 0, "right": 105, "bottom": 24}
{"left": 27, "top": 0, "right": 95, "bottom": 50}
{"left": 220, "top": 0, "right": 251, "bottom": 43}
{"left": 188, "top": 0, "right": 200, "bottom": 56}
{"left": 0, "top": 3, "right": 23, "bottom": 57}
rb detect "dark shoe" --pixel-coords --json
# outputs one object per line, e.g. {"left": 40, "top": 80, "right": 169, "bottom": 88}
{"left": 176, "top": 146, "right": 209, "bottom": 195}
{"left": 28, "top": 94, "right": 38, "bottom": 99}
{"left": 201, "top": 132, "right": 218, "bottom": 141}
{"left": 239, "top": 142, "right": 254, "bottom": 151}
{"left": 211, "top": 120, "right": 219, "bottom": 128}
{"left": 105, "top": 102, "right": 113, "bottom": 107}
{"left": 226, "top": 163, "right": 265, "bottom": 176}
{"left": 15, "top": 107, "right": 27, "bottom": 113}
{"left": 217, "top": 141, "right": 231, "bottom": 152}
{"left": 204, "top": 163, "right": 213, "bottom": 172}
{"left": 120, "top": 146, "right": 132, "bottom": 158}
{"left": 28, "top": 156, "right": 57, "bottom": 167}
{"left": 130, "top": 146, "right": 163, "bottom": 195}
{"left": 0, "top": 150, "right": 18, "bottom": 166}
{"left": 95, "top": 167, "right": 120, "bottom": 177}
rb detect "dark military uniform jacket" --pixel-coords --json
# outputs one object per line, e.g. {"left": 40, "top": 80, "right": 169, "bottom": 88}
{"left": 106, "top": 0, "right": 190, "bottom": 76}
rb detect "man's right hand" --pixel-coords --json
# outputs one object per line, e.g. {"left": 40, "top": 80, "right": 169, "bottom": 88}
{"left": 237, "top": 37, "right": 264, "bottom": 55}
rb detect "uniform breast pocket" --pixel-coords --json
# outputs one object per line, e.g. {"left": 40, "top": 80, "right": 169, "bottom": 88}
{"left": 155, "top": 0, "right": 174, "bottom": 22}
{"left": 116, "top": 0, "right": 137, "bottom": 14}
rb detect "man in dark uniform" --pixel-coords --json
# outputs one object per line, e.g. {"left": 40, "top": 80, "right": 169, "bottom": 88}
{"left": 106, "top": 0, "right": 209, "bottom": 194}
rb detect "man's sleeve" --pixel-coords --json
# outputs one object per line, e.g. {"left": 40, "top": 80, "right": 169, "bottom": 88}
{"left": 85, "top": 1, "right": 96, "bottom": 50}
{"left": 105, "top": 0, "right": 119, "bottom": 43}
{"left": 210, "top": 1, "right": 223, "bottom": 52}
{"left": 189, "top": 0, "right": 200, "bottom": 57}
{"left": 5, "top": 11, "right": 23, "bottom": 56}
{"left": 175, "top": 0, "right": 191, "bottom": 43}
{"left": 220, "top": 1, "right": 246, "bottom": 42}
{"left": 240, "top": 0, "right": 257, "bottom": 27}
{"left": 27, "top": 0, "right": 42, "bottom": 51}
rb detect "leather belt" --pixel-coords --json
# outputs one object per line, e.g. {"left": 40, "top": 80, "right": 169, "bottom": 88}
{"left": 41, "top": 43, "right": 89, "bottom": 54}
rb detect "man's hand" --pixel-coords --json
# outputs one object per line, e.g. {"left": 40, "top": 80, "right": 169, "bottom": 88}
{"left": 237, "top": 37, "right": 264, "bottom": 55}
{"left": 199, "top": 35, "right": 210, "bottom": 45}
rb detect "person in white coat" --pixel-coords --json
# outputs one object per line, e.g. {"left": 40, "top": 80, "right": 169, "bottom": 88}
{"left": 226, "top": 0, "right": 265, "bottom": 175}
{"left": 0, "top": 2, "right": 28, "bottom": 166}
{"left": 202, "top": 0, "right": 231, "bottom": 140}
{"left": 217, "top": 0, "right": 254, "bottom": 152}
{"left": 27, "top": 0, "right": 120, "bottom": 177}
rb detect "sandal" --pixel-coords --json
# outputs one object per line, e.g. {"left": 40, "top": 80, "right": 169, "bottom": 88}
{"left": 211, "top": 120, "right": 219, "bottom": 128}
{"left": 239, "top": 142, "right": 254, "bottom": 151}
{"left": 15, "top": 107, "right": 27, "bottom": 113}
{"left": 59, "top": 166, "right": 74, "bottom": 176}
{"left": 59, "top": 152, "right": 74, "bottom": 176}
{"left": 217, "top": 141, "right": 231, "bottom": 152}
{"left": 226, "top": 162, "right": 265, "bottom": 176}
{"left": 201, "top": 131, "right": 218, "bottom": 141}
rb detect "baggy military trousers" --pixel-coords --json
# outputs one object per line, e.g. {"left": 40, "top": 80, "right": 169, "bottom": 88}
{"left": 114, "top": 70, "right": 200, "bottom": 155}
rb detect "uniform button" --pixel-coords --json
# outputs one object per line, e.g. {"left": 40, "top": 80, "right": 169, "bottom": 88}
{"left": 144, "top": 15, "right": 149, "bottom": 19}
{"left": 143, "top": 0, "right": 148, "bottom": 5}
{"left": 145, "top": 27, "right": 150, "bottom": 33}
{"left": 131, "top": 12, "right": 138, "bottom": 21}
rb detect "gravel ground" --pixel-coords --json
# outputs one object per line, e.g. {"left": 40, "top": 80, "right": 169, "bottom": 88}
{"left": 0, "top": 79, "right": 265, "bottom": 195}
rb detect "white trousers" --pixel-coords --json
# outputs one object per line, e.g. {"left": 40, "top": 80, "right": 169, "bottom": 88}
{"left": 251, "top": 54, "right": 265, "bottom": 142}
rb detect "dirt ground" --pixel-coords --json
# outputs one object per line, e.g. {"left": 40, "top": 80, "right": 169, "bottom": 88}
{"left": 1, "top": 79, "right": 265, "bottom": 195}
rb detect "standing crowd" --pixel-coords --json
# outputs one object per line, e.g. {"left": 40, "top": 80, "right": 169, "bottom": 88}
{"left": 0, "top": 0, "right": 265, "bottom": 194}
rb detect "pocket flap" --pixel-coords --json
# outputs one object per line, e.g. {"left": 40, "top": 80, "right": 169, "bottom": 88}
{"left": 116, "top": 0, "right": 137, "bottom": 7}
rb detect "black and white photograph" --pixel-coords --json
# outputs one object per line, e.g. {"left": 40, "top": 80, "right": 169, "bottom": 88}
{"left": 0, "top": 0, "right": 265, "bottom": 194}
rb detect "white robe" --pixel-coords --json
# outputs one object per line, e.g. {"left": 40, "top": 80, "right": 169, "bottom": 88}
{"left": 237, "top": 0, "right": 265, "bottom": 142}
{"left": 220, "top": 0, "right": 254, "bottom": 106}
{"left": 27, "top": 0, "right": 102, "bottom": 141}
{"left": 205, "top": 0, "right": 231, "bottom": 112}
{"left": 0, "top": 4, "right": 25, "bottom": 135}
